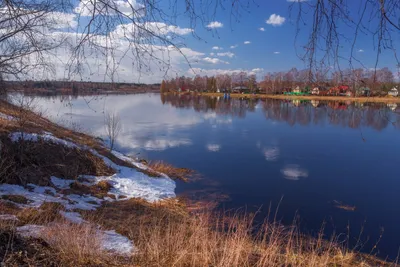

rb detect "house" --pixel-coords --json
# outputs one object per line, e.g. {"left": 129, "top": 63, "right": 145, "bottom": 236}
{"left": 292, "top": 86, "right": 301, "bottom": 93}
{"left": 232, "top": 86, "right": 250, "bottom": 94}
{"left": 357, "top": 87, "right": 371, "bottom": 97}
{"left": 311, "top": 86, "right": 328, "bottom": 95}
{"left": 388, "top": 87, "right": 398, "bottom": 97}
{"left": 329, "top": 85, "right": 350, "bottom": 96}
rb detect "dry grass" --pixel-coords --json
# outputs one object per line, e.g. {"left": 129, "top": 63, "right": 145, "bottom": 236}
{"left": 148, "top": 160, "right": 193, "bottom": 181}
{"left": 41, "top": 222, "right": 125, "bottom": 266}
{"left": 80, "top": 199, "right": 395, "bottom": 267}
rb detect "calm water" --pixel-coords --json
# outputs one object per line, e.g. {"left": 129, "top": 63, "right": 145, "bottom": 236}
{"left": 33, "top": 93, "right": 400, "bottom": 259}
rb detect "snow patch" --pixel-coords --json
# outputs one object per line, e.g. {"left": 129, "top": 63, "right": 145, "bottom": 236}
{"left": 0, "top": 214, "right": 18, "bottom": 221}
{"left": 51, "top": 176, "right": 75, "bottom": 189}
{"left": 101, "top": 230, "right": 135, "bottom": 255}
{"left": 17, "top": 224, "right": 45, "bottom": 238}
{"left": 0, "top": 112, "right": 14, "bottom": 121}
{"left": 60, "top": 211, "right": 85, "bottom": 224}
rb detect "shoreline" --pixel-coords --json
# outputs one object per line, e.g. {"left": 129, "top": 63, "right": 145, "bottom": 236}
{"left": 170, "top": 92, "right": 400, "bottom": 103}
{"left": 0, "top": 98, "right": 395, "bottom": 266}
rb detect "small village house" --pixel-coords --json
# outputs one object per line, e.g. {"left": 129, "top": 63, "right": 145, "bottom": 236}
{"left": 388, "top": 87, "right": 399, "bottom": 97}
{"left": 232, "top": 86, "right": 250, "bottom": 94}
{"left": 292, "top": 86, "right": 301, "bottom": 93}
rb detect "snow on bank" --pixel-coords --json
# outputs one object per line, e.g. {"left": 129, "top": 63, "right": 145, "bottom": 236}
{"left": 0, "top": 112, "right": 14, "bottom": 121}
{"left": 14, "top": 224, "right": 134, "bottom": 255}
{"left": 1, "top": 131, "right": 177, "bottom": 256}
{"left": 9, "top": 132, "right": 176, "bottom": 202}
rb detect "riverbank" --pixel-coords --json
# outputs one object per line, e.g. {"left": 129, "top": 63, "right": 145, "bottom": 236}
{"left": 191, "top": 92, "right": 400, "bottom": 103}
{"left": 0, "top": 98, "right": 395, "bottom": 266}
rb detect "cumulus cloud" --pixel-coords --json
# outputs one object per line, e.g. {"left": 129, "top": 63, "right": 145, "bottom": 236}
{"left": 230, "top": 45, "right": 238, "bottom": 49}
{"left": 188, "top": 67, "right": 263, "bottom": 77}
{"left": 281, "top": 165, "right": 308, "bottom": 181}
{"left": 266, "top": 14, "right": 286, "bottom": 26}
{"left": 75, "top": 0, "right": 145, "bottom": 17}
{"left": 217, "top": 52, "right": 235, "bottom": 58}
{"left": 202, "top": 57, "right": 229, "bottom": 64}
{"left": 212, "top": 46, "right": 223, "bottom": 50}
{"left": 114, "top": 22, "right": 193, "bottom": 38}
{"left": 259, "top": 27, "right": 265, "bottom": 31}
{"left": 273, "top": 51, "right": 280, "bottom": 54}
{"left": 244, "top": 41, "right": 251, "bottom": 44}
{"left": 358, "top": 49, "right": 364, "bottom": 53}
{"left": 206, "top": 21, "right": 223, "bottom": 28}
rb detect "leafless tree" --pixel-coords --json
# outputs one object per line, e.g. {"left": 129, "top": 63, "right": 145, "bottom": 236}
{"left": 1, "top": 0, "right": 255, "bottom": 86}
{"left": 290, "top": 0, "right": 400, "bottom": 82}
{"left": 104, "top": 111, "right": 121, "bottom": 151}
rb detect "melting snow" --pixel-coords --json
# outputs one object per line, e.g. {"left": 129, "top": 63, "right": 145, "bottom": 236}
{"left": 59, "top": 211, "right": 85, "bottom": 224}
{"left": 2, "top": 131, "right": 177, "bottom": 256}
{"left": 101, "top": 230, "right": 135, "bottom": 255}
{"left": 0, "top": 112, "right": 14, "bottom": 121}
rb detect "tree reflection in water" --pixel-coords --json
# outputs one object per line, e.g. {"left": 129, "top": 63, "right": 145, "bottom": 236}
{"left": 161, "top": 94, "right": 399, "bottom": 131}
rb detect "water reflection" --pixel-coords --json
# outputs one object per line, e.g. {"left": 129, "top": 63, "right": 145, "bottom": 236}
{"left": 281, "top": 164, "right": 309, "bottom": 181}
{"left": 161, "top": 94, "right": 400, "bottom": 131}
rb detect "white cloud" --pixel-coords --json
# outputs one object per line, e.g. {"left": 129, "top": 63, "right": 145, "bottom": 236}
{"left": 266, "top": 14, "right": 286, "bottom": 26}
{"left": 206, "top": 144, "right": 221, "bottom": 152}
{"left": 259, "top": 27, "right": 265, "bottom": 31}
{"left": 244, "top": 41, "right": 251, "bottom": 45}
{"left": 217, "top": 52, "right": 235, "bottom": 58}
{"left": 202, "top": 57, "right": 229, "bottom": 64}
{"left": 251, "top": 68, "right": 264, "bottom": 73}
{"left": 273, "top": 51, "right": 280, "bottom": 54}
{"left": 230, "top": 45, "right": 238, "bottom": 49}
{"left": 114, "top": 22, "right": 193, "bottom": 38}
{"left": 210, "top": 52, "right": 215, "bottom": 56}
{"left": 358, "top": 49, "right": 364, "bottom": 53}
{"left": 206, "top": 21, "right": 223, "bottom": 29}
{"left": 75, "top": 0, "right": 145, "bottom": 17}
{"left": 188, "top": 67, "right": 263, "bottom": 77}
{"left": 212, "top": 46, "right": 223, "bottom": 50}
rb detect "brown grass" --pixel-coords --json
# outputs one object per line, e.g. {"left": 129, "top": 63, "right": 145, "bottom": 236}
{"left": 1, "top": 195, "right": 29, "bottom": 204}
{"left": 148, "top": 160, "right": 193, "bottom": 181}
{"left": 78, "top": 199, "right": 395, "bottom": 267}
{"left": 16, "top": 202, "right": 65, "bottom": 225}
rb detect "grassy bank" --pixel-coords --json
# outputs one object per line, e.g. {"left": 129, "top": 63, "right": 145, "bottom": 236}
{"left": 0, "top": 98, "right": 397, "bottom": 266}
{"left": 190, "top": 92, "right": 400, "bottom": 103}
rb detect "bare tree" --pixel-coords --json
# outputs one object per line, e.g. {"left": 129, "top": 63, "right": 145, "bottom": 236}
{"left": 104, "top": 111, "right": 121, "bottom": 151}
{"left": 1, "top": 0, "right": 255, "bottom": 87}
{"left": 290, "top": 0, "right": 400, "bottom": 82}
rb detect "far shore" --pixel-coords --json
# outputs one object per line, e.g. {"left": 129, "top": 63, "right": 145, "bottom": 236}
{"left": 173, "top": 92, "right": 400, "bottom": 103}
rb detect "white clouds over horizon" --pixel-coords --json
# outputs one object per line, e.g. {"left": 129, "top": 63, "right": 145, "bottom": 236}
{"left": 202, "top": 57, "right": 229, "bottom": 64}
{"left": 266, "top": 14, "right": 286, "bottom": 26}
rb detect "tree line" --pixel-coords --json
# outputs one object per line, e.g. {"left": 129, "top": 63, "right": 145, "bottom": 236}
{"left": 161, "top": 67, "right": 398, "bottom": 94}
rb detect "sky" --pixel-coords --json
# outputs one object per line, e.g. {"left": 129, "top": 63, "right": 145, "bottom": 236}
{"left": 7, "top": 0, "right": 400, "bottom": 83}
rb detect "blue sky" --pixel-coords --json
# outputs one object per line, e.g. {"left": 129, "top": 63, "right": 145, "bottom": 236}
{"left": 170, "top": 0, "right": 400, "bottom": 78}
{"left": 18, "top": 0, "right": 399, "bottom": 83}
